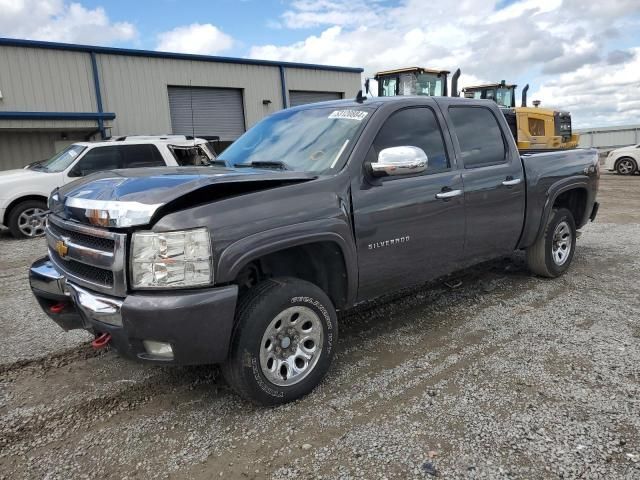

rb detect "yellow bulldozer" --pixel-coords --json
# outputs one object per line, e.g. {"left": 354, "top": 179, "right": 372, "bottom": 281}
{"left": 371, "top": 68, "right": 579, "bottom": 152}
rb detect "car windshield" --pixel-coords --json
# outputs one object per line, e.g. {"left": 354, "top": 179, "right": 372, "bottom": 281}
{"left": 219, "top": 106, "right": 371, "bottom": 174}
{"left": 32, "top": 144, "right": 86, "bottom": 172}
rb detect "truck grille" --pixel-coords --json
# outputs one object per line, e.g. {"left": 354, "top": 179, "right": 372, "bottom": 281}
{"left": 48, "top": 221, "right": 115, "bottom": 251}
{"left": 46, "top": 215, "right": 127, "bottom": 297}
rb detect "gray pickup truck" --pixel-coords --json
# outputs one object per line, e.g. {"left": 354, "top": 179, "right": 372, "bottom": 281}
{"left": 30, "top": 96, "right": 599, "bottom": 405}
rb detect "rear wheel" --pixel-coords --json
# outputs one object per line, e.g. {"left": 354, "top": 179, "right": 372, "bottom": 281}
{"left": 222, "top": 277, "right": 337, "bottom": 405}
{"left": 7, "top": 200, "right": 48, "bottom": 239}
{"left": 616, "top": 157, "right": 637, "bottom": 175}
{"left": 526, "top": 208, "right": 576, "bottom": 278}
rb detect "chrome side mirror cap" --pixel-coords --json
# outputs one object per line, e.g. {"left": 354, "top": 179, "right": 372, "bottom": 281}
{"left": 370, "top": 146, "right": 428, "bottom": 177}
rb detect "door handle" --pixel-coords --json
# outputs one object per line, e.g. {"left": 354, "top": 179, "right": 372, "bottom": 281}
{"left": 435, "top": 189, "right": 463, "bottom": 199}
{"left": 502, "top": 178, "right": 522, "bottom": 186}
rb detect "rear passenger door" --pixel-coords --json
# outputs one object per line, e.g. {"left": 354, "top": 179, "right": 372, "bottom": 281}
{"left": 447, "top": 106, "right": 525, "bottom": 262}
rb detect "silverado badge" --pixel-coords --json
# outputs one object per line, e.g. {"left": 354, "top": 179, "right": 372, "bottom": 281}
{"left": 55, "top": 240, "right": 69, "bottom": 258}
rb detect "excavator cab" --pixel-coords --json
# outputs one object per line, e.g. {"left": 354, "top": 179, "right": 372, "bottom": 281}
{"left": 374, "top": 67, "right": 450, "bottom": 97}
{"left": 462, "top": 81, "right": 517, "bottom": 108}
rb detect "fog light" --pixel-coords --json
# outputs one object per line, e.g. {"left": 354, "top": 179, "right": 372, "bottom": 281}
{"left": 143, "top": 340, "right": 174, "bottom": 359}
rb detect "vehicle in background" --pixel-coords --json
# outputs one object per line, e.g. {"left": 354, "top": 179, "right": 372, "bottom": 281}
{"left": 30, "top": 96, "right": 599, "bottom": 405}
{"left": 604, "top": 144, "right": 640, "bottom": 175}
{"left": 0, "top": 136, "right": 216, "bottom": 239}
{"left": 373, "top": 68, "right": 579, "bottom": 153}
{"left": 373, "top": 67, "right": 459, "bottom": 98}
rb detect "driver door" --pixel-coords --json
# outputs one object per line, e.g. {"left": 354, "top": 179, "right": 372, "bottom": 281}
{"left": 351, "top": 106, "right": 465, "bottom": 302}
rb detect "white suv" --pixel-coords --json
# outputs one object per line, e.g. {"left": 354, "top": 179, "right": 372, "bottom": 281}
{"left": 0, "top": 136, "right": 218, "bottom": 238}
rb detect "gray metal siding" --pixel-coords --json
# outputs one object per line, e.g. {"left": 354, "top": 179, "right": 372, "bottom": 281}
{"left": 168, "top": 87, "right": 245, "bottom": 140}
{"left": 289, "top": 90, "right": 342, "bottom": 107}
{"left": 0, "top": 46, "right": 97, "bottom": 114}
{"left": 96, "top": 54, "right": 284, "bottom": 136}
{"left": 577, "top": 125, "right": 640, "bottom": 149}
{"left": 285, "top": 68, "right": 361, "bottom": 103}
{"left": 0, "top": 131, "right": 86, "bottom": 170}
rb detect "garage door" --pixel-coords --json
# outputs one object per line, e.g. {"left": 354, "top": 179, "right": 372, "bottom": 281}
{"left": 289, "top": 90, "right": 343, "bottom": 107}
{"left": 168, "top": 86, "right": 245, "bottom": 141}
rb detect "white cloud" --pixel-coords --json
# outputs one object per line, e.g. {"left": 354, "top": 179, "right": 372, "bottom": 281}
{"left": 156, "top": 23, "right": 234, "bottom": 55}
{"left": 0, "top": 0, "right": 136, "bottom": 44}
{"left": 251, "top": 0, "right": 640, "bottom": 127}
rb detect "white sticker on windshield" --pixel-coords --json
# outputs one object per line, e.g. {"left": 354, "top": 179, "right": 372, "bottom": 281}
{"left": 328, "top": 110, "right": 368, "bottom": 121}
{"left": 68, "top": 150, "right": 78, "bottom": 158}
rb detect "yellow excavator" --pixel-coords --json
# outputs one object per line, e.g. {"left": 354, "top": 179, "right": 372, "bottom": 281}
{"left": 371, "top": 68, "right": 579, "bottom": 152}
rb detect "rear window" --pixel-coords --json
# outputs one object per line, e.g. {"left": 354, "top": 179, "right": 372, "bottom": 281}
{"left": 449, "top": 107, "right": 506, "bottom": 168}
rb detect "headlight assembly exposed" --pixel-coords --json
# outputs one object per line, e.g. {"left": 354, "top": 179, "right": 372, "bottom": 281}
{"left": 131, "top": 228, "right": 212, "bottom": 288}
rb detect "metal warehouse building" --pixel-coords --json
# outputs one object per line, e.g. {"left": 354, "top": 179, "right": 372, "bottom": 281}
{"left": 0, "top": 37, "right": 363, "bottom": 170}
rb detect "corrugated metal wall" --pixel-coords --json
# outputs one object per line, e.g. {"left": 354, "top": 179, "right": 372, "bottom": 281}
{"left": 285, "top": 68, "right": 360, "bottom": 100}
{"left": 577, "top": 125, "right": 640, "bottom": 149}
{"left": 0, "top": 46, "right": 97, "bottom": 121}
{"left": 0, "top": 131, "right": 85, "bottom": 170}
{"left": 95, "top": 55, "right": 361, "bottom": 137}
{"left": 0, "top": 43, "right": 362, "bottom": 170}
{"left": 96, "top": 54, "right": 282, "bottom": 136}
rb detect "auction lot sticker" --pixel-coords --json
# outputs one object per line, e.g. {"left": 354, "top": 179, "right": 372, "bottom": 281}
{"left": 329, "top": 110, "right": 369, "bottom": 121}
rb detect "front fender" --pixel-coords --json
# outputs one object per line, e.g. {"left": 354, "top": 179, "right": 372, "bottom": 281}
{"left": 216, "top": 217, "right": 358, "bottom": 306}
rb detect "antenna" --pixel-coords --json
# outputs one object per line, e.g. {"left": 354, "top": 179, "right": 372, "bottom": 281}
{"left": 189, "top": 80, "right": 196, "bottom": 146}
{"left": 355, "top": 90, "right": 366, "bottom": 103}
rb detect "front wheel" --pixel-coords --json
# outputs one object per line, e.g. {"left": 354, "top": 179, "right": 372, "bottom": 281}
{"left": 616, "top": 157, "right": 637, "bottom": 175}
{"left": 7, "top": 199, "right": 48, "bottom": 239}
{"left": 222, "top": 277, "right": 338, "bottom": 405}
{"left": 526, "top": 208, "right": 577, "bottom": 278}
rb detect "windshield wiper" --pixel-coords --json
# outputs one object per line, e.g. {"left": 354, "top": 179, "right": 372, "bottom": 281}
{"left": 234, "top": 160, "right": 290, "bottom": 171}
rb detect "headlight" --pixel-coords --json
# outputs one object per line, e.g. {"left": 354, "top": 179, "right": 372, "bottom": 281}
{"left": 131, "top": 228, "right": 212, "bottom": 289}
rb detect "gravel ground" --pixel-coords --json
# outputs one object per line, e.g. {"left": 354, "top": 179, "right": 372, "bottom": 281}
{"left": 1, "top": 172, "right": 639, "bottom": 479}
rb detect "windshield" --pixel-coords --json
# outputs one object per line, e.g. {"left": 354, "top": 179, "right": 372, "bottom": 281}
{"left": 219, "top": 107, "right": 371, "bottom": 174}
{"left": 495, "top": 87, "right": 513, "bottom": 108}
{"left": 415, "top": 73, "right": 444, "bottom": 96}
{"left": 32, "top": 144, "right": 86, "bottom": 172}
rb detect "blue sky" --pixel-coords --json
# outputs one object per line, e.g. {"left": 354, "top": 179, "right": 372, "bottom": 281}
{"left": 77, "top": 0, "right": 306, "bottom": 52}
{"left": 1, "top": 0, "right": 639, "bottom": 127}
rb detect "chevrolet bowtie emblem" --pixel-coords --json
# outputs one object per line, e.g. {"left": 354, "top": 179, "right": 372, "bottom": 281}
{"left": 55, "top": 240, "right": 69, "bottom": 258}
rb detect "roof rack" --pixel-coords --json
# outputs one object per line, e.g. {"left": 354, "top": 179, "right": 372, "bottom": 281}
{"left": 110, "top": 135, "right": 194, "bottom": 142}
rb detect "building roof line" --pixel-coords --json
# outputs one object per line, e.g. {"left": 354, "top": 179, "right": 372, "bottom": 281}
{"left": 0, "top": 37, "right": 364, "bottom": 74}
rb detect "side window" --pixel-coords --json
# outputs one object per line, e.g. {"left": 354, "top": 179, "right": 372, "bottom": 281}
{"left": 448, "top": 107, "right": 506, "bottom": 168}
{"left": 528, "top": 117, "right": 545, "bottom": 137}
{"left": 373, "top": 107, "right": 449, "bottom": 173}
{"left": 69, "top": 146, "right": 121, "bottom": 176}
{"left": 120, "top": 144, "right": 166, "bottom": 168}
{"left": 170, "top": 146, "right": 211, "bottom": 166}
{"left": 380, "top": 77, "right": 397, "bottom": 96}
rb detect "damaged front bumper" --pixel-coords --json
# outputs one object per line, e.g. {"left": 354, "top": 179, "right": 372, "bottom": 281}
{"left": 29, "top": 256, "right": 238, "bottom": 365}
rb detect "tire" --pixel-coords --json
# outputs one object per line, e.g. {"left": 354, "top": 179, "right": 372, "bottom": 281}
{"left": 616, "top": 157, "right": 637, "bottom": 175}
{"left": 7, "top": 199, "right": 48, "bottom": 239}
{"left": 222, "top": 277, "right": 338, "bottom": 406}
{"left": 526, "top": 208, "right": 577, "bottom": 278}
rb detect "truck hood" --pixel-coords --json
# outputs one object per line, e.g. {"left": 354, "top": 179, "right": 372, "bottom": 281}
{"left": 51, "top": 166, "right": 317, "bottom": 228}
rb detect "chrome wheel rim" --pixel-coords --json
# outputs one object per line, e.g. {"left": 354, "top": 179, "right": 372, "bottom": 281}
{"left": 552, "top": 221, "right": 572, "bottom": 266}
{"left": 18, "top": 208, "right": 47, "bottom": 237}
{"left": 618, "top": 159, "right": 633, "bottom": 175}
{"left": 259, "top": 306, "right": 324, "bottom": 387}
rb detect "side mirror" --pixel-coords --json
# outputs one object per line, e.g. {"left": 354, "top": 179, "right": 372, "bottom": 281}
{"left": 370, "top": 146, "right": 428, "bottom": 177}
{"left": 67, "top": 167, "right": 82, "bottom": 177}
